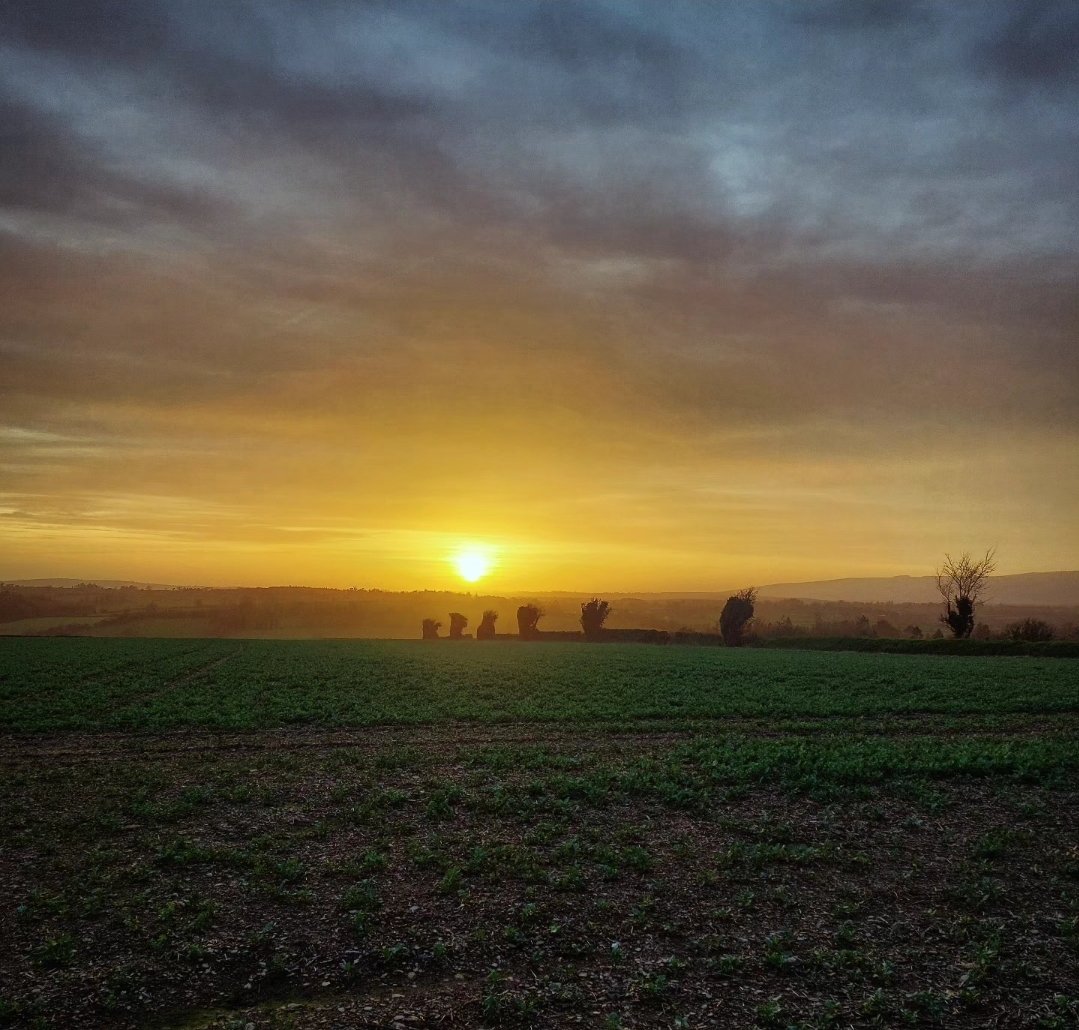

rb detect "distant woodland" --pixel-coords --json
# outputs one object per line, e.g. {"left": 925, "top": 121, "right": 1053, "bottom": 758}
{"left": 2, "top": 583, "right": 1078, "bottom": 642}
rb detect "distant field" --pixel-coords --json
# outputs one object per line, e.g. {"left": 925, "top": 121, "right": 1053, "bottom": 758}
{"left": 1, "top": 638, "right": 1077, "bottom": 1028}
{"left": 1, "top": 637, "right": 1078, "bottom": 733}
{"left": 0, "top": 615, "right": 105, "bottom": 635}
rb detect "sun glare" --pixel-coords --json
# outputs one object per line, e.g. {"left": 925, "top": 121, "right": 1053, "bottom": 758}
{"left": 453, "top": 547, "right": 493, "bottom": 583}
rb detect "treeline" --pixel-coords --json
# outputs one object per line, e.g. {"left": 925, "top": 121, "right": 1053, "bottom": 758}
{"left": 0, "top": 587, "right": 103, "bottom": 623}
{"left": 758, "top": 637, "right": 1079, "bottom": 658}
{"left": 4, "top": 583, "right": 1079, "bottom": 644}
{"left": 753, "top": 614, "right": 1077, "bottom": 643}
{"left": 419, "top": 588, "right": 1079, "bottom": 651}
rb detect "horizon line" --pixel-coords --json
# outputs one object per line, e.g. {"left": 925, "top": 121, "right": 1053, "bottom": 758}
{"left": 5, "top": 569, "right": 1078, "bottom": 594}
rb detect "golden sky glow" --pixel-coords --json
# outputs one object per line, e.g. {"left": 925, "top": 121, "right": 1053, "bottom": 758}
{"left": 1, "top": 3, "right": 1077, "bottom": 590}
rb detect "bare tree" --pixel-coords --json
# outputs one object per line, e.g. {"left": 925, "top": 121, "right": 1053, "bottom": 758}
{"left": 719, "top": 587, "right": 757, "bottom": 646}
{"left": 476, "top": 610, "right": 498, "bottom": 640}
{"left": 580, "top": 598, "right": 612, "bottom": 639}
{"left": 516, "top": 604, "right": 543, "bottom": 640}
{"left": 421, "top": 618, "right": 441, "bottom": 640}
{"left": 936, "top": 549, "right": 996, "bottom": 639}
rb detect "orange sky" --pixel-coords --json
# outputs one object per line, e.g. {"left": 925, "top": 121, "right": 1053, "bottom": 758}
{"left": 1, "top": 3, "right": 1077, "bottom": 590}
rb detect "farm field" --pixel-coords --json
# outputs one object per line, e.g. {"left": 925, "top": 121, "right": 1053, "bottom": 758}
{"left": 0, "top": 640, "right": 1077, "bottom": 1028}
{"left": 2, "top": 637, "right": 1079, "bottom": 733}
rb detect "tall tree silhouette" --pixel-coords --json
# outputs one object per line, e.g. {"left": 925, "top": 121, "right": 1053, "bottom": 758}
{"left": 937, "top": 550, "right": 995, "bottom": 639}
{"left": 448, "top": 612, "right": 468, "bottom": 639}
{"left": 719, "top": 587, "right": 756, "bottom": 646}
{"left": 476, "top": 609, "right": 498, "bottom": 640}
{"left": 580, "top": 598, "right": 611, "bottom": 639}
{"left": 516, "top": 604, "right": 543, "bottom": 640}
{"left": 421, "top": 618, "right": 441, "bottom": 640}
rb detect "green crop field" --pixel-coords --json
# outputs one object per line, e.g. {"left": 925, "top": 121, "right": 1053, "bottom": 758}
{"left": 0, "top": 639, "right": 1077, "bottom": 1029}
{"left": 2, "top": 637, "right": 1078, "bottom": 732}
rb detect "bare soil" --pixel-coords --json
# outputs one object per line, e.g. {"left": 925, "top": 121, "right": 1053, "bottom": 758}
{"left": 1, "top": 723, "right": 1076, "bottom": 1029}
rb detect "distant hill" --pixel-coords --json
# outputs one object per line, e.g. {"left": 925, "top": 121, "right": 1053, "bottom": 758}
{"left": 2, "top": 578, "right": 182, "bottom": 590}
{"left": 4, "top": 571, "right": 1078, "bottom": 607}
{"left": 756, "top": 572, "right": 1079, "bottom": 606}
{"left": 536, "top": 572, "right": 1079, "bottom": 606}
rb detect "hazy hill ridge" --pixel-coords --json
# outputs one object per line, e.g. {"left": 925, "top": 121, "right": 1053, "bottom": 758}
{"left": 4, "top": 579, "right": 178, "bottom": 590}
{"left": 6, "top": 572, "right": 1079, "bottom": 606}
{"left": 527, "top": 573, "right": 1079, "bottom": 607}
{"left": 753, "top": 572, "right": 1079, "bottom": 606}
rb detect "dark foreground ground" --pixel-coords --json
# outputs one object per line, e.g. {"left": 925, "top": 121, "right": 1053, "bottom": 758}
{"left": 2, "top": 716, "right": 1077, "bottom": 1029}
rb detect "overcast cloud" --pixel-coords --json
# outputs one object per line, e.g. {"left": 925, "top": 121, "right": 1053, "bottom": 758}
{"left": 1, "top": 0, "right": 1076, "bottom": 587}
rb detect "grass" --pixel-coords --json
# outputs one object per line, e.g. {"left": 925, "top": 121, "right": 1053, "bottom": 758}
{"left": 0, "top": 638, "right": 1077, "bottom": 1027}
{"left": 1, "top": 637, "right": 1077, "bottom": 732}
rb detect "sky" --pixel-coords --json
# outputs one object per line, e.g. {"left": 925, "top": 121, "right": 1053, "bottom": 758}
{"left": 1, "top": 0, "right": 1077, "bottom": 591}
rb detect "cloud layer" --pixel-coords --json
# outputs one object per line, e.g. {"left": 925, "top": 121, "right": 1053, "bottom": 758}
{"left": 1, "top": 0, "right": 1077, "bottom": 588}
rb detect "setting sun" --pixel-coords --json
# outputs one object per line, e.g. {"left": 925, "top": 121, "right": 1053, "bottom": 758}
{"left": 452, "top": 547, "right": 494, "bottom": 583}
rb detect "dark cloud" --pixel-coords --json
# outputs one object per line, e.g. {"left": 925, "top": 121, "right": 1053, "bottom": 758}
{"left": 980, "top": 1, "right": 1079, "bottom": 87}
{"left": 503, "top": 4, "right": 701, "bottom": 126}
{"left": 786, "top": 0, "right": 932, "bottom": 32}
{"left": 0, "top": 1, "right": 441, "bottom": 140}
{"left": 181, "top": 61, "right": 431, "bottom": 139}
{"left": 0, "top": 96, "right": 224, "bottom": 229}
{"left": 4, "top": 0, "right": 1075, "bottom": 268}
{"left": 518, "top": 4, "right": 682, "bottom": 69}
{"left": 0, "top": 0, "right": 167, "bottom": 62}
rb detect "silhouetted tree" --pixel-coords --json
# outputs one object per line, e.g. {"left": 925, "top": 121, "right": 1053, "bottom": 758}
{"left": 476, "top": 609, "right": 498, "bottom": 640}
{"left": 421, "top": 618, "right": 441, "bottom": 640}
{"left": 937, "top": 549, "right": 996, "bottom": 639}
{"left": 448, "top": 612, "right": 468, "bottom": 639}
{"left": 1007, "top": 618, "right": 1054, "bottom": 642}
{"left": 517, "top": 604, "right": 543, "bottom": 640}
{"left": 719, "top": 587, "right": 756, "bottom": 646}
{"left": 905, "top": 625, "right": 923, "bottom": 639}
{"left": 580, "top": 598, "right": 611, "bottom": 639}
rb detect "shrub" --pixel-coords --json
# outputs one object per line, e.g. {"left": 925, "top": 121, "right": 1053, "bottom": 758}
{"left": 448, "top": 613, "right": 468, "bottom": 639}
{"left": 516, "top": 605, "right": 543, "bottom": 640}
{"left": 719, "top": 588, "right": 756, "bottom": 647}
{"left": 580, "top": 598, "right": 612, "bottom": 639}
{"left": 476, "top": 610, "right": 498, "bottom": 640}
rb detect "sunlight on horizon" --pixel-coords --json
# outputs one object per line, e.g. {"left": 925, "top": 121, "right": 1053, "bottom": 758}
{"left": 452, "top": 546, "right": 495, "bottom": 584}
